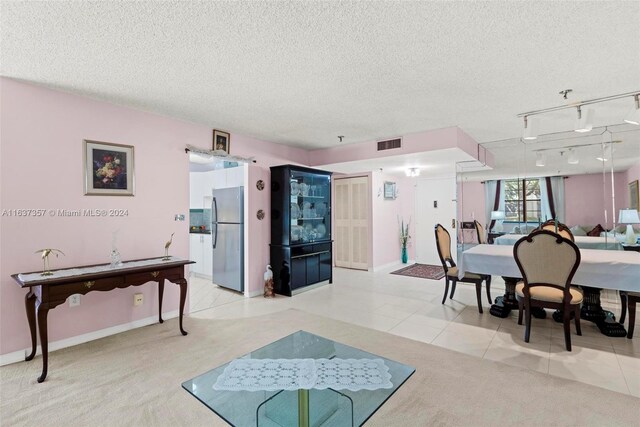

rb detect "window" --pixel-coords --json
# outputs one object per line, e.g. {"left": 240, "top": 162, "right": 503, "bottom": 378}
{"left": 504, "top": 179, "right": 541, "bottom": 222}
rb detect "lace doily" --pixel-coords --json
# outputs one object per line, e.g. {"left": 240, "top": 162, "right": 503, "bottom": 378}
{"left": 212, "top": 358, "right": 392, "bottom": 392}
{"left": 18, "top": 257, "right": 181, "bottom": 282}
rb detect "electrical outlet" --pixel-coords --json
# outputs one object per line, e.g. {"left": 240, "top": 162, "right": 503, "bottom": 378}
{"left": 69, "top": 294, "right": 80, "bottom": 307}
{"left": 134, "top": 293, "right": 143, "bottom": 306}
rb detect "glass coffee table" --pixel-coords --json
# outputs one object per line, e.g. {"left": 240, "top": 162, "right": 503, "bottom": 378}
{"left": 182, "top": 331, "right": 415, "bottom": 426}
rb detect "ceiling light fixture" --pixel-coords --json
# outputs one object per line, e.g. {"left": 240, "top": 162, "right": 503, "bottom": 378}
{"left": 574, "top": 106, "right": 594, "bottom": 133}
{"left": 596, "top": 143, "right": 612, "bottom": 162}
{"left": 567, "top": 149, "right": 579, "bottom": 165}
{"left": 405, "top": 167, "right": 420, "bottom": 177}
{"left": 535, "top": 152, "right": 545, "bottom": 167}
{"left": 517, "top": 90, "right": 639, "bottom": 132}
{"left": 522, "top": 116, "right": 538, "bottom": 140}
{"left": 623, "top": 94, "right": 640, "bottom": 125}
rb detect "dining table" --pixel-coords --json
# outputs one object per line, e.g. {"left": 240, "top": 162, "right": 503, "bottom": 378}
{"left": 458, "top": 243, "right": 640, "bottom": 337}
{"left": 494, "top": 234, "right": 624, "bottom": 251}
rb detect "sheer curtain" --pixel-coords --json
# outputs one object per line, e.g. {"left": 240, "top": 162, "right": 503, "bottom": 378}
{"left": 540, "top": 176, "right": 565, "bottom": 223}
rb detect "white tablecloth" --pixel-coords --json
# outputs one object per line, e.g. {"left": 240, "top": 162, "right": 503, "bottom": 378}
{"left": 459, "top": 244, "right": 640, "bottom": 292}
{"left": 494, "top": 234, "right": 623, "bottom": 250}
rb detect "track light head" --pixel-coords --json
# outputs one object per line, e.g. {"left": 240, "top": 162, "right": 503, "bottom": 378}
{"left": 568, "top": 149, "right": 579, "bottom": 165}
{"left": 523, "top": 116, "right": 538, "bottom": 140}
{"left": 535, "top": 152, "right": 546, "bottom": 167}
{"left": 574, "top": 106, "right": 594, "bottom": 133}
{"left": 623, "top": 95, "right": 640, "bottom": 125}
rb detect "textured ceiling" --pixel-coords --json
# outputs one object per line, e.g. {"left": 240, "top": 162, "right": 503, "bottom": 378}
{"left": 1, "top": 1, "right": 639, "bottom": 156}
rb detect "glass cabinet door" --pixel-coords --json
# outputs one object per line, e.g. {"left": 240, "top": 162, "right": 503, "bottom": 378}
{"left": 289, "top": 170, "right": 331, "bottom": 244}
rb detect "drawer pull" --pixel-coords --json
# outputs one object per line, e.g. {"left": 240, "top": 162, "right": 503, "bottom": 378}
{"left": 84, "top": 281, "right": 95, "bottom": 288}
{"left": 150, "top": 271, "right": 160, "bottom": 278}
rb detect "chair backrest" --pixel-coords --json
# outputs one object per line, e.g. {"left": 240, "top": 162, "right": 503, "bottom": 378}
{"left": 536, "top": 220, "right": 575, "bottom": 241}
{"left": 434, "top": 224, "right": 455, "bottom": 270}
{"left": 474, "top": 220, "right": 486, "bottom": 244}
{"left": 513, "top": 230, "right": 581, "bottom": 298}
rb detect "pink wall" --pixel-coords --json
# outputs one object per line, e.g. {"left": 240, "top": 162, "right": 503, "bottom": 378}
{"left": 0, "top": 79, "right": 305, "bottom": 356}
{"left": 565, "top": 172, "right": 628, "bottom": 227}
{"left": 371, "top": 173, "right": 415, "bottom": 267}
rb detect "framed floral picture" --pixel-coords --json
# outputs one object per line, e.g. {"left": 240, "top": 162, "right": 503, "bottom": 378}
{"left": 83, "top": 140, "right": 135, "bottom": 196}
{"left": 213, "top": 129, "right": 230, "bottom": 154}
{"left": 630, "top": 180, "right": 639, "bottom": 211}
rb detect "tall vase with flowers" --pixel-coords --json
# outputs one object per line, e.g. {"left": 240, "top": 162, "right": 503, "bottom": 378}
{"left": 399, "top": 217, "right": 411, "bottom": 263}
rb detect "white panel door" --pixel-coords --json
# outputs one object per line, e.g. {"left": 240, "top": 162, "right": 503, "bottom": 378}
{"left": 334, "top": 177, "right": 369, "bottom": 270}
{"left": 415, "top": 177, "right": 457, "bottom": 266}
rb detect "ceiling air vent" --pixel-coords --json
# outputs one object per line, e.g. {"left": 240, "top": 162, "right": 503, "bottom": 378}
{"left": 377, "top": 138, "right": 402, "bottom": 151}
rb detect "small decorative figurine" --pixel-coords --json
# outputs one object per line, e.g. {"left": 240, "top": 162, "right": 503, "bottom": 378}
{"left": 35, "top": 248, "right": 65, "bottom": 276}
{"left": 163, "top": 233, "right": 175, "bottom": 261}
{"left": 264, "top": 265, "right": 274, "bottom": 298}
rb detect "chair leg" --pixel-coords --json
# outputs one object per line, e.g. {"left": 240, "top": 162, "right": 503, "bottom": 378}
{"left": 475, "top": 282, "right": 483, "bottom": 314}
{"left": 563, "top": 308, "right": 572, "bottom": 351}
{"left": 485, "top": 275, "right": 492, "bottom": 305}
{"left": 620, "top": 291, "right": 627, "bottom": 325}
{"left": 628, "top": 298, "right": 636, "bottom": 339}
{"left": 449, "top": 281, "right": 457, "bottom": 299}
{"left": 524, "top": 300, "right": 532, "bottom": 343}
{"left": 442, "top": 278, "right": 449, "bottom": 305}
{"left": 574, "top": 306, "right": 582, "bottom": 336}
{"left": 517, "top": 298, "right": 524, "bottom": 325}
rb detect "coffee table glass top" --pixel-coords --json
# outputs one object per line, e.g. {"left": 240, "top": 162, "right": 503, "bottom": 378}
{"left": 182, "top": 330, "right": 415, "bottom": 426}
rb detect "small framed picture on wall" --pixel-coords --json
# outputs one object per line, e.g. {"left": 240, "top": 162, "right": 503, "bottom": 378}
{"left": 213, "top": 130, "right": 230, "bottom": 154}
{"left": 384, "top": 181, "right": 397, "bottom": 200}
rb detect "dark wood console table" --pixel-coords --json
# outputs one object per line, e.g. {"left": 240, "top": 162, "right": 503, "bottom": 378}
{"left": 11, "top": 257, "right": 194, "bottom": 383}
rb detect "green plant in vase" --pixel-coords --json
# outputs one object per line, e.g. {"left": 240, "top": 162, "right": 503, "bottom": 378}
{"left": 399, "top": 217, "right": 411, "bottom": 263}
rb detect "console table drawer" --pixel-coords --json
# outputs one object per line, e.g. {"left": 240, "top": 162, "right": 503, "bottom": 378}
{"left": 49, "top": 277, "right": 124, "bottom": 299}
{"left": 126, "top": 270, "right": 166, "bottom": 285}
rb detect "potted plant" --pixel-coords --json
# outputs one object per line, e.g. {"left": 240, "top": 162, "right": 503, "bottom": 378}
{"left": 399, "top": 217, "right": 411, "bottom": 263}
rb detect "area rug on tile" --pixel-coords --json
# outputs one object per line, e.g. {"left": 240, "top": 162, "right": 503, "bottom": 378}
{"left": 1, "top": 309, "right": 637, "bottom": 427}
{"left": 390, "top": 263, "right": 445, "bottom": 280}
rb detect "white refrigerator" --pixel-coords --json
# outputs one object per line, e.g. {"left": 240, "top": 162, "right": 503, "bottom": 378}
{"left": 211, "top": 186, "right": 244, "bottom": 292}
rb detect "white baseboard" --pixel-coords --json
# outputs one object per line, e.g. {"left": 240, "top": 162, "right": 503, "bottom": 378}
{"left": 0, "top": 310, "right": 178, "bottom": 367}
{"left": 246, "top": 289, "right": 263, "bottom": 298}
{"left": 372, "top": 259, "right": 416, "bottom": 272}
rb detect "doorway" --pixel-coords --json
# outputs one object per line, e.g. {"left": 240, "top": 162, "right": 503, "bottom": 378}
{"left": 415, "top": 176, "right": 457, "bottom": 265}
{"left": 334, "top": 176, "right": 369, "bottom": 270}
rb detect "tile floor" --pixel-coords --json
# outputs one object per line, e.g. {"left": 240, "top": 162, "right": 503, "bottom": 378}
{"left": 188, "top": 267, "right": 640, "bottom": 396}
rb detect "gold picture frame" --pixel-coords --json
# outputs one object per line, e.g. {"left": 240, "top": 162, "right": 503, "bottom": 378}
{"left": 213, "top": 130, "right": 230, "bottom": 154}
{"left": 630, "top": 179, "right": 639, "bottom": 211}
{"left": 83, "top": 140, "right": 135, "bottom": 196}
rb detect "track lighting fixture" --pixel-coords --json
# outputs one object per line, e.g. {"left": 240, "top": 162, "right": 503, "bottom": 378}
{"left": 574, "top": 106, "right": 594, "bottom": 133}
{"left": 624, "top": 94, "right": 640, "bottom": 125}
{"left": 535, "top": 152, "right": 545, "bottom": 167}
{"left": 517, "top": 90, "right": 639, "bottom": 133}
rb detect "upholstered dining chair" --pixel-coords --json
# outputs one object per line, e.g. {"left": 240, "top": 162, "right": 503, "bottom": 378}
{"left": 514, "top": 230, "right": 583, "bottom": 351}
{"left": 435, "top": 224, "right": 490, "bottom": 313}
{"left": 473, "top": 220, "right": 493, "bottom": 304}
{"left": 536, "top": 219, "right": 575, "bottom": 242}
{"left": 474, "top": 220, "right": 487, "bottom": 244}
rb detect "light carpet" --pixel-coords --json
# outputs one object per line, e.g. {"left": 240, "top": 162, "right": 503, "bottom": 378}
{"left": 1, "top": 309, "right": 637, "bottom": 426}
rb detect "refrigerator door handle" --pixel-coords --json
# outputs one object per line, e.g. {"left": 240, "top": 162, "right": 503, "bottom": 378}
{"left": 212, "top": 223, "right": 218, "bottom": 249}
{"left": 212, "top": 197, "right": 218, "bottom": 224}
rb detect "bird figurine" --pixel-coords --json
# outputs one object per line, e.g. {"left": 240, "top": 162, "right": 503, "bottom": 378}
{"left": 163, "top": 233, "right": 175, "bottom": 260}
{"left": 35, "top": 248, "right": 65, "bottom": 276}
